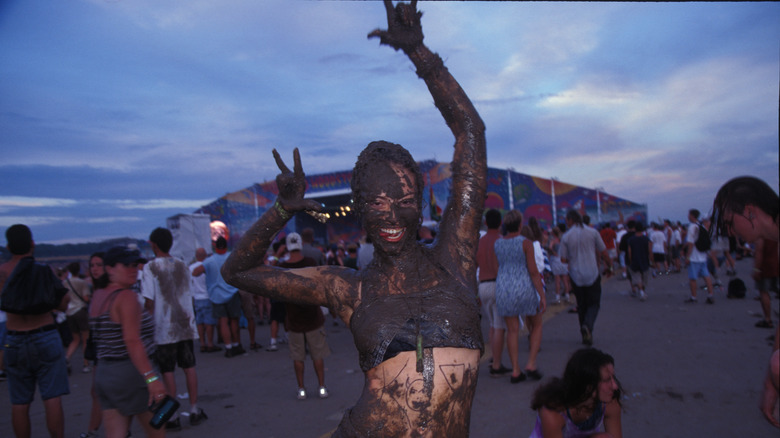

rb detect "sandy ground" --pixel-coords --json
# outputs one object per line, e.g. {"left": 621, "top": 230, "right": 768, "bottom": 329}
{"left": 1, "top": 256, "right": 777, "bottom": 437}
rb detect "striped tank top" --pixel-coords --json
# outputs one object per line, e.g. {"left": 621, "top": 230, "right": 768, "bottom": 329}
{"left": 89, "top": 289, "right": 156, "bottom": 360}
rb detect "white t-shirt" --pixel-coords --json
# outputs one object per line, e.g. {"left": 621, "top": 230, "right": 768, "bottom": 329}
{"left": 649, "top": 230, "right": 667, "bottom": 254}
{"left": 141, "top": 257, "right": 198, "bottom": 344}
{"left": 189, "top": 261, "right": 209, "bottom": 300}
{"left": 686, "top": 223, "right": 709, "bottom": 263}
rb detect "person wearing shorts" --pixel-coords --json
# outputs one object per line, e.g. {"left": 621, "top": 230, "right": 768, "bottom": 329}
{"left": 279, "top": 232, "right": 331, "bottom": 400}
{"left": 684, "top": 209, "right": 715, "bottom": 304}
{"left": 191, "top": 247, "right": 220, "bottom": 353}
{"left": 141, "top": 227, "right": 205, "bottom": 428}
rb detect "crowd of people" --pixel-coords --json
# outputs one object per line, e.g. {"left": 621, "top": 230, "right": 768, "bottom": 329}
{"left": 0, "top": 186, "right": 777, "bottom": 438}
{"left": 0, "top": 0, "right": 776, "bottom": 435}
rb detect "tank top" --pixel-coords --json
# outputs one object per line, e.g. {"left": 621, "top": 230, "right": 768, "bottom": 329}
{"left": 89, "top": 289, "right": 156, "bottom": 360}
{"left": 349, "top": 263, "right": 483, "bottom": 372}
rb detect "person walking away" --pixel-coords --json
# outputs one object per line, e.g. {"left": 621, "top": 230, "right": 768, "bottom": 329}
{"left": 559, "top": 210, "right": 612, "bottom": 346}
{"left": 0, "top": 224, "right": 70, "bottom": 438}
{"left": 63, "top": 262, "right": 93, "bottom": 373}
{"left": 278, "top": 233, "right": 330, "bottom": 399}
{"left": 141, "top": 228, "right": 206, "bottom": 429}
{"left": 627, "top": 222, "right": 652, "bottom": 301}
{"left": 477, "top": 209, "right": 510, "bottom": 376}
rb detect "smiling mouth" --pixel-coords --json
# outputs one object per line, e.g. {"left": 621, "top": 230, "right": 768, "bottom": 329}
{"left": 379, "top": 227, "right": 405, "bottom": 242}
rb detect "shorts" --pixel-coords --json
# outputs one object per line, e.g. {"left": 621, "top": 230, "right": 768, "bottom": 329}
{"left": 288, "top": 327, "right": 330, "bottom": 362}
{"left": 756, "top": 277, "right": 779, "bottom": 292}
{"left": 688, "top": 262, "right": 710, "bottom": 280}
{"left": 619, "top": 252, "right": 626, "bottom": 268}
{"left": 67, "top": 307, "right": 90, "bottom": 334}
{"left": 95, "top": 359, "right": 149, "bottom": 416}
{"left": 238, "top": 290, "right": 257, "bottom": 319}
{"left": 478, "top": 281, "right": 506, "bottom": 330}
{"left": 269, "top": 300, "right": 286, "bottom": 324}
{"left": 212, "top": 293, "right": 242, "bottom": 319}
{"left": 4, "top": 327, "right": 70, "bottom": 404}
{"left": 630, "top": 269, "right": 649, "bottom": 287}
{"left": 653, "top": 253, "right": 666, "bottom": 263}
{"left": 671, "top": 245, "right": 681, "bottom": 259}
{"left": 193, "top": 298, "right": 217, "bottom": 326}
{"left": 154, "top": 340, "right": 196, "bottom": 373}
{"left": 607, "top": 248, "right": 617, "bottom": 260}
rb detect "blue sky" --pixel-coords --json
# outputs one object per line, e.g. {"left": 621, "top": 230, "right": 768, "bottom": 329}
{"left": 1, "top": 1, "right": 778, "bottom": 244}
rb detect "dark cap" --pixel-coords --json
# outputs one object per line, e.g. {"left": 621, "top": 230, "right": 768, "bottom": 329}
{"left": 104, "top": 246, "right": 144, "bottom": 266}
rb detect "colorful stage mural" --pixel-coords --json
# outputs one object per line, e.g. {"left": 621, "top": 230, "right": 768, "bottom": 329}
{"left": 194, "top": 162, "right": 646, "bottom": 247}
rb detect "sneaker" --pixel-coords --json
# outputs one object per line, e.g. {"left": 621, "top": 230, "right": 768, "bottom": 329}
{"left": 189, "top": 408, "right": 208, "bottom": 426}
{"left": 234, "top": 345, "right": 247, "bottom": 356}
{"left": 639, "top": 291, "right": 647, "bottom": 302}
{"left": 78, "top": 431, "right": 98, "bottom": 438}
{"left": 684, "top": 297, "right": 697, "bottom": 303}
{"left": 581, "top": 325, "right": 593, "bottom": 346}
{"left": 165, "top": 417, "right": 182, "bottom": 432}
{"left": 318, "top": 386, "right": 329, "bottom": 399}
{"left": 297, "top": 388, "right": 307, "bottom": 400}
{"left": 266, "top": 343, "right": 278, "bottom": 352}
{"left": 82, "top": 366, "right": 92, "bottom": 373}
{"left": 706, "top": 296, "right": 715, "bottom": 304}
{"left": 224, "top": 347, "right": 235, "bottom": 358}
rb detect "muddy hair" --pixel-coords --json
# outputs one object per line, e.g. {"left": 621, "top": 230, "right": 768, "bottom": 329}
{"left": 351, "top": 141, "right": 424, "bottom": 218}
{"left": 712, "top": 176, "right": 779, "bottom": 238}
{"left": 531, "top": 348, "right": 623, "bottom": 412}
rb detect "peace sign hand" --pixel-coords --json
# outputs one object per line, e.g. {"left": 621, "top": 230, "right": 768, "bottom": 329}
{"left": 272, "top": 148, "right": 322, "bottom": 214}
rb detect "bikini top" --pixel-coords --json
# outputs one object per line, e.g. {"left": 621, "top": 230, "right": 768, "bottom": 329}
{"left": 349, "top": 268, "right": 483, "bottom": 372}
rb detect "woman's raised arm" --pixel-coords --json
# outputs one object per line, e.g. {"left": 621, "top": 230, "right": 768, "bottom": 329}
{"left": 369, "top": 0, "right": 487, "bottom": 275}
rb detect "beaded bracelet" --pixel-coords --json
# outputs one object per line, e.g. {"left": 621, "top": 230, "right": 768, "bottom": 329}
{"left": 274, "top": 200, "right": 292, "bottom": 221}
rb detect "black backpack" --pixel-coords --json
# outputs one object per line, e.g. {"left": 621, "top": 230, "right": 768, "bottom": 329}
{"left": 694, "top": 223, "right": 711, "bottom": 252}
{"left": 727, "top": 278, "right": 746, "bottom": 299}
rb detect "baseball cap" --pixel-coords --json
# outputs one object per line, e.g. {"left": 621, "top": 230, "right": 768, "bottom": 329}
{"left": 285, "top": 232, "right": 303, "bottom": 251}
{"left": 104, "top": 246, "right": 145, "bottom": 266}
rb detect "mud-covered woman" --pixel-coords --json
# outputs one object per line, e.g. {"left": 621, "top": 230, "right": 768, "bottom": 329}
{"left": 222, "top": 1, "right": 486, "bottom": 436}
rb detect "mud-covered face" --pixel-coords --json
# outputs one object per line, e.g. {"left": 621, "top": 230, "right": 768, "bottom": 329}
{"left": 361, "top": 162, "right": 420, "bottom": 257}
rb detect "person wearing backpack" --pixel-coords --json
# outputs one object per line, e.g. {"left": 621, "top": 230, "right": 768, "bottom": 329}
{"left": 684, "top": 209, "right": 715, "bottom": 304}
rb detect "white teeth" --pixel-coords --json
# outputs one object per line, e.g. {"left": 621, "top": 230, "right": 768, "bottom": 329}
{"left": 380, "top": 228, "right": 402, "bottom": 236}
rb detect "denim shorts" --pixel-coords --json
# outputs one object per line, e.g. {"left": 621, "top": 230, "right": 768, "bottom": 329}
{"left": 4, "top": 327, "right": 70, "bottom": 404}
{"left": 688, "top": 261, "right": 710, "bottom": 280}
{"left": 212, "top": 293, "right": 241, "bottom": 319}
{"left": 193, "top": 298, "right": 217, "bottom": 326}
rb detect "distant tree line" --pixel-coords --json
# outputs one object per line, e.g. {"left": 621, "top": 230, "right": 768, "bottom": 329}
{"left": 0, "top": 238, "right": 149, "bottom": 264}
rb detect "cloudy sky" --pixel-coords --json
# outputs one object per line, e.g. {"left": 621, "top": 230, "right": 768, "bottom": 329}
{"left": 1, "top": 1, "right": 778, "bottom": 244}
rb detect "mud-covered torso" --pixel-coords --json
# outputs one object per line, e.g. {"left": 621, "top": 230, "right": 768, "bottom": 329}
{"left": 349, "top": 258, "right": 483, "bottom": 372}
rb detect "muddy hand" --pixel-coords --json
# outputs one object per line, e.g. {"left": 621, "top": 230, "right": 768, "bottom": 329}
{"left": 272, "top": 148, "right": 323, "bottom": 214}
{"left": 368, "top": 0, "right": 423, "bottom": 53}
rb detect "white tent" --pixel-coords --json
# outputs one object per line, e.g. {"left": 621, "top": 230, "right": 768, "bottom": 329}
{"left": 166, "top": 213, "right": 212, "bottom": 263}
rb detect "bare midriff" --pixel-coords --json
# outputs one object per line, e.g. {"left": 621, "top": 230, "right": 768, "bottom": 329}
{"left": 347, "top": 347, "right": 480, "bottom": 437}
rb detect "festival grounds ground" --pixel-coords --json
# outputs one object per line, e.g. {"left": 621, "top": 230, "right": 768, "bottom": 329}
{"left": 1, "top": 256, "right": 778, "bottom": 437}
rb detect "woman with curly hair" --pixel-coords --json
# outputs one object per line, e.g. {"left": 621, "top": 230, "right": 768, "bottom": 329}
{"left": 529, "top": 348, "right": 623, "bottom": 438}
